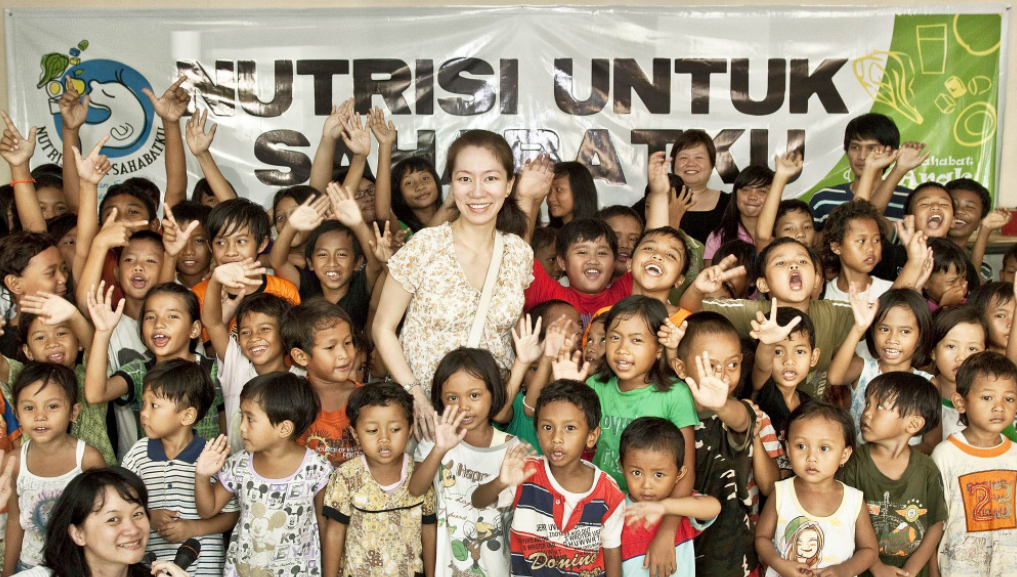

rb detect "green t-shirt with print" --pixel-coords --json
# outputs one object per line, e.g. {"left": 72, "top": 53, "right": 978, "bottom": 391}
{"left": 494, "top": 391, "right": 542, "bottom": 455}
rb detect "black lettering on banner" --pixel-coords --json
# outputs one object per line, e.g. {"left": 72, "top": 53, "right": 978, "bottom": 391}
{"left": 713, "top": 129, "right": 744, "bottom": 182}
{"left": 554, "top": 58, "right": 609, "bottom": 116}
{"left": 789, "top": 58, "right": 848, "bottom": 114}
{"left": 730, "top": 59, "right": 786, "bottom": 116}
{"left": 576, "top": 129, "right": 625, "bottom": 184}
{"left": 353, "top": 59, "right": 413, "bottom": 114}
{"left": 674, "top": 59, "right": 727, "bottom": 114}
{"left": 504, "top": 129, "right": 563, "bottom": 168}
{"left": 438, "top": 57, "right": 496, "bottom": 116}
{"left": 177, "top": 60, "right": 236, "bottom": 116}
{"left": 391, "top": 130, "right": 437, "bottom": 167}
{"left": 254, "top": 129, "right": 311, "bottom": 186}
{"left": 613, "top": 58, "right": 670, "bottom": 114}
{"left": 296, "top": 60, "right": 350, "bottom": 116}
{"left": 749, "top": 129, "right": 807, "bottom": 183}
{"left": 631, "top": 129, "right": 681, "bottom": 158}
{"left": 500, "top": 59, "right": 519, "bottom": 115}
{"left": 415, "top": 60, "right": 434, "bottom": 115}
{"left": 238, "top": 60, "right": 293, "bottom": 118}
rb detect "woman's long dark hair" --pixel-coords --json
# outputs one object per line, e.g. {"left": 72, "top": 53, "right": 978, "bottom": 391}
{"left": 445, "top": 130, "right": 528, "bottom": 237}
{"left": 711, "top": 165, "right": 774, "bottom": 247}
{"left": 43, "top": 467, "right": 151, "bottom": 577}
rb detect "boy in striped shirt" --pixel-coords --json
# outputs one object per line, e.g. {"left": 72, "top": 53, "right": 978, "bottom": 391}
{"left": 122, "top": 359, "right": 240, "bottom": 575}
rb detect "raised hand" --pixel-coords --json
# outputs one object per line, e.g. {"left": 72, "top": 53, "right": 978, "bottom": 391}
{"left": 162, "top": 206, "right": 201, "bottom": 258}
{"left": 0, "top": 110, "right": 36, "bottom": 168}
{"left": 185, "top": 108, "right": 217, "bottom": 156}
{"left": 749, "top": 298, "right": 802, "bottom": 344}
{"left": 95, "top": 208, "right": 149, "bottom": 249}
{"left": 86, "top": 281, "right": 124, "bottom": 333}
{"left": 143, "top": 76, "right": 189, "bottom": 122}
{"left": 669, "top": 186, "right": 694, "bottom": 228}
{"left": 512, "top": 314, "right": 544, "bottom": 367}
{"left": 515, "top": 153, "right": 555, "bottom": 203}
{"left": 624, "top": 501, "right": 667, "bottom": 529}
{"left": 322, "top": 98, "right": 353, "bottom": 141}
{"left": 895, "top": 215, "right": 917, "bottom": 248}
{"left": 368, "top": 106, "right": 396, "bottom": 146}
{"left": 431, "top": 405, "right": 467, "bottom": 453}
{"left": 213, "top": 258, "right": 266, "bottom": 291}
{"left": 685, "top": 351, "right": 731, "bottom": 409}
{"left": 497, "top": 442, "right": 537, "bottom": 489}
{"left": 773, "top": 150, "right": 804, "bottom": 179}
{"left": 20, "top": 292, "right": 78, "bottom": 326}
{"left": 339, "top": 113, "right": 371, "bottom": 157}
{"left": 219, "top": 285, "right": 247, "bottom": 326}
{"left": 368, "top": 221, "right": 396, "bottom": 264}
{"left": 647, "top": 151, "right": 672, "bottom": 196}
{"left": 287, "top": 194, "right": 331, "bottom": 233}
{"left": 195, "top": 435, "right": 229, "bottom": 478}
{"left": 0, "top": 452, "right": 15, "bottom": 509}
{"left": 551, "top": 348, "right": 591, "bottom": 382}
{"left": 863, "top": 145, "right": 899, "bottom": 172}
{"left": 658, "top": 319, "right": 686, "bottom": 352}
{"left": 58, "top": 75, "right": 90, "bottom": 131}
{"left": 542, "top": 315, "right": 572, "bottom": 359}
{"left": 982, "top": 207, "right": 1012, "bottom": 232}
{"left": 694, "top": 254, "right": 747, "bottom": 296}
{"left": 914, "top": 249, "right": 935, "bottom": 293}
{"left": 848, "top": 284, "right": 879, "bottom": 330}
{"left": 939, "top": 281, "right": 969, "bottom": 307}
{"left": 325, "top": 181, "right": 365, "bottom": 227}
{"left": 894, "top": 141, "right": 930, "bottom": 173}
{"left": 72, "top": 134, "right": 112, "bottom": 185}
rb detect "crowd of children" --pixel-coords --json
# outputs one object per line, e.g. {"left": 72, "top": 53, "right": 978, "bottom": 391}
{"left": 0, "top": 76, "right": 1012, "bottom": 577}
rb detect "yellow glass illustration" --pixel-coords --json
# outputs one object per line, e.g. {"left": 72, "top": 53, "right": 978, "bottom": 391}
{"left": 917, "top": 24, "right": 948, "bottom": 75}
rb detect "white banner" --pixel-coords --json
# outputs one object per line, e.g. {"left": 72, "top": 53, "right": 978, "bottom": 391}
{"left": 4, "top": 5, "right": 1009, "bottom": 208}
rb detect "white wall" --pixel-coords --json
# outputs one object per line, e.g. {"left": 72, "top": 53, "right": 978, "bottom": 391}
{"left": 1, "top": 0, "right": 1014, "bottom": 206}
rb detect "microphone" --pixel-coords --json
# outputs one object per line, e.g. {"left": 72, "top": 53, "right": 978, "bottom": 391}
{"left": 172, "top": 539, "right": 201, "bottom": 571}
{"left": 140, "top": 552, "right": 157, "bottom": 566}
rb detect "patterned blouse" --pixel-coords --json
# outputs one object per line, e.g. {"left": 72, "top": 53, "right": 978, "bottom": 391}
{"left": 387, "top": 222, "right": 534, "bottom": 391}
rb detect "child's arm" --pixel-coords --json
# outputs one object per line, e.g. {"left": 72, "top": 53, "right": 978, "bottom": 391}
{"left": 604, "top": 547, "right": 621, "bottom": 577}
{"left": 203, "top": 259, "right": 267, "bottom": 361}
{"left": 193, "top": 435, "right": 233, "bottom": 518}
{"left": 514, "top": 154, "right": 555, "bottom": 243}
{"left": 891, "top": 226, "right": 933, "bottom": 291}
{"left": 408, "top": 408, "right": 468, "bottom": 497}
{"left": 336, "top": 113, "right": 370, "bottom": 201}
{"left": 158, "top": 206, "right": 201, "bottom": 284}
{"left": 143, "top": 77, "right": 190, "bottom": 209}
{"left": 322, "top": 518, "right": 347, "bottom": 577}
{"left": 827, "top": 285, "right": 876, "bottom": 388}
{"left": 970, "top": 208, "right": 1011, "bottom": 283}
{"left": 325, "top": 182, "right": 384, "bottom": 290}
{"left": 83, "top": 282, "right": 130, "bottom": 404}
{"left": 157, "top": 511, "right": 241, "bottom": 545}
{"left": 686, "top": 355, "right": 751, "bottom": 433}
{"left": 816, "top": 499, "right": 878, "bottom": 577}
{"left": 269, "top": 195, "right": 331, "bottom": 287}
{"left": 310, "top": 99, "right": 352, "bottom": 194}
{"left": 58, "top": 76, "right": 89, "bottom": 212}
{"left": 496, "top": 315, "right": 543, "bottom": 425}
{"left": 870, "top": 142, "right": 929, "bottom": 215}
{"left": 678, "top": 255, "right": 747, "bottom": 313}
{"left": 20, "top": 292, "right": 94, "bottom": 354}
{"left": 2, "top": 453, "right": 21, "bottom": 577}
{"left": 1007, "top": 279, "right": 1017, "bottom": 365}
{"left": 852, "top": 146, "right": 897, "bottom": 206}
{"left": 873, "top": 521, "right": 941, "bottom": 577}
{"left": 74, "top": 209, "right": 149, "bottom": 311}
{"left": 368, "top": 106, "right": 396, "bottom": 223}
{"left": 756, "top": 151, "right": 803, "bottom": 252}
{"left": 471, "top": 442, "right": 535, "bottom": 508}
{"left": 422, "top": 522, "right": 436, "bottom": 577}
{"left": 751, "top": 341, "right": 777, "bottom": 393}
{"left": 314, "top": 487, "right": 328, "bottom": 555}
{"left": 748, "top": 299, "right": 805, "bottom": 391}
{"left": 747, "top": 401, "right": 780, "bottom": 498}
{"left": 0, "top": 111, "right": 46, "bottom": 233}
{"left": 524, "top": 316, "right": 576, "bottom": 416}
{"left": 644, "top": 150, "right": 674, "bottom": 229}
{"left": 185, "top": 109, "right": 236, "bottom": 204}
{"left": 624, "top": 494, "right": 722, "bottom": 526}
{"left": 755, "top": 492, "right": 811, "bottom": 577}
{"left": 72, "top": 137, "right": 113, "bottom": 282}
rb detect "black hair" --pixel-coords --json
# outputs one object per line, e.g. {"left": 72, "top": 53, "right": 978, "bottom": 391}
{"left": 17, "top": 310, "right": 81, "bottom": 364}
{"left": 529, "top": 299, "right": 576, "bottom": 340}
{"left": 100, "top": 182, "right": 157, "bottom": 222}
{"left": 430, "top": 347, "right": 507, "bottom": 421}
{"left": 787, "top": 401, "right": 855, "bottom": 450}
{"left": 240, "top": 372, "right": 320, "bottom": 438}
{"left": 271, "top": 185, "right": 321, "bottom": 231}
{"left": 903, "top": 182, "right": 951, "bottom": 216}
{"left": 820, "top": 200, "right": 888, "bottom": 273}
{"left": 235, "top": 292, "right": 292, "bottom": 331}
{"left": 1003, "top": 243, "right": 1017, "bottom": 269}
{"left": 594, "top": 296, "right": 673, "bottom": 391}
{"left": 13, "top": 362, "right": 77, "bottom": 407}
{"left": 711, "top": 165, "right": 774, "bottom": 247}
{"left": 534, "top": 379, "right": 602, "bottom": 431}
{"left": 0, "top": 185, "right": 22, "bottom": 236}
{"left": 778, "top": 307, "right": 816, "bottom": 349}
{"left": 47, "top": 213, "right": 77, "bottom": 242}
{"left": 35, "top": 173, "right": 65, "bottom": 194}
{"left": 0, "top": 231, "right": 57, "bottom": 281}
{"left": 676, "top": 311, "right": 740, "bottom": 361}
{"left": 333, "top": 164, "right": 376, "bottom": 185}
{"left": 123, "top": 229, "right": 164, "bottom": 256}
{"left": 42, "top": 467, "right": 151, "bottom": 577}
{"left": 774, "top": 199, "right": 814, "bottom": 233}
{"left": 31, "top": 163, "right": 63, "bottom": 179}
{"left": 446, "top": 130, "right": 529, "bottom": 237}
{"left": 138, "top": 283, "right": 201, "bottom": 352}
{"left": 190, "top": 177, "right": 236, "bottom": 205}
{"left": 758, "top": 237, "right": 820, "bottom": 274}
{"left": 618, "top": 416, "right": 685, "bottom": 466}
{"left": 955, "top": 350, "right": 1017, "bottom": 426}
{"left": 121, "top": 178, "right": 161, "bottom": 213}
{"left": 712, "top": 240, "right": 758, "bottom": 296}
{"left": 638, "top": 227, "right": 691, "bottom": 277}
{"left": 865, "top": 372, "right": 941, "bottom": 434}
{"left": 549, "top": 162, "right": 599, "bottom": 228}
{"left": 207, "top": 198, "right": 271, "bottom": 246}
{"left": 143, "top": 358, "right": 215, "bottom": 422}
{"left": 843, "top": 113, "right": 900, "bottom": 151}
{"left": 303, "top": 219, "right": 363, "bottom": 265}
{"left": 281, "top": 298, "right": 353, "bottom": 354}
{"left": 928, "top": 237, "right": 969, "bottom": 276}
{"left": 554, "top": 217, "right": 618, "bottom": 258}
{"left": 345, "top": 382, "right": 413, "bottom": 429}
{"left": 946, "top": 178, "right": 992, "bottom": 219}
{"left": 863, "top": 288, "right": 934, "bottom": 366}
{"left": 932, "top": 305, "right": 987, "bottom": 347}
{"left": 596, "top": 205, "right": 644, "bottom": 229}
{"left": 531, "top": 226, "right": 558, "bottom": 252}
{"left": 167, "top": 200, "right": 212, "bottom": 231}
{"left": 391, "top": 156, "right": 443, "bottom": 232}
{"left": 669, "top": 129, "right": 717, "bottom": 167}
{"left": 970, "top": 281, "right": 1015, "bottom": 316}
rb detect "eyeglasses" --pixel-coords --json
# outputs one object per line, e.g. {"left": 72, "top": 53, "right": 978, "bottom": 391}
{"left": 354, "top": 185, "right": 376, "bottom": 201}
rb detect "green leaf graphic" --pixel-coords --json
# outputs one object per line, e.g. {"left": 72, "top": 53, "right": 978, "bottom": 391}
{"left": 37, "top": 53, "right": 69, "bottom": 89}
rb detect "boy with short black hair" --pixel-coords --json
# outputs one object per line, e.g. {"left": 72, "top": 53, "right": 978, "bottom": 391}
{"left": 970, "top": 281, "right": 1017, "bottom": 356}
{"left": 473, "top": 379, "right": 625, "bottom": 577}
{"left": 839, "top": 372, "right": 946, "bottom": 577}
{"left": 1000, "top": 243, "right": 1017, "bottom": 284}
{"left": 925, "top": 238, "right": 972, "bottom": 310}
{"left": 282, "top": 298, "right": 361, "bottom": 466}
{"left": 322, "top": 383, "right": 437, "bottom": 577}
{"left": 122, "top": 358, "right": 240, "bottom": 576}
{"left": 873, "top": 182, "right": 956, "bottom": 282}
{"left": 530, "top": 226, "right": 562, "bottom": 280}
{"left": 618, "top": 417, "right": 720, "bottom": 577}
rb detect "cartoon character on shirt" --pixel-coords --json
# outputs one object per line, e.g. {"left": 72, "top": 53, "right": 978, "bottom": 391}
{"left": 784, "top": 518, "right": 824, "bottom": 569}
